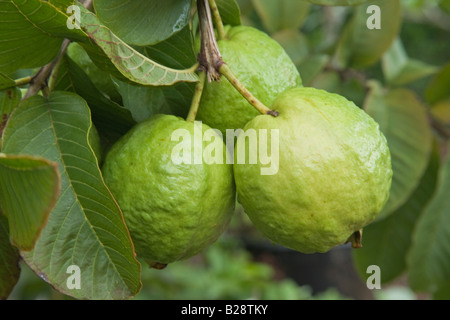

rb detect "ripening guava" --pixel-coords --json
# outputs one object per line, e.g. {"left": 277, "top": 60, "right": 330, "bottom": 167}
{"left": 102, "top": 114, "right": 235, "bottom": 267}
{"left": 233, "top": 87, "right": 392, "bottom": 253}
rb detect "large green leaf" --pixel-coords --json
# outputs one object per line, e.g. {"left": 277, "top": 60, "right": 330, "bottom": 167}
{"left": 365, "top": 82, "right": 433, "bottom": 219}
{"left": 408, "top": 141, "right": 450, "bottom": 294}
{"left": 334, "top": 0, "right": 402, "bottom": 69}
{"left": 305, "top": 0, "right": 372, "bottom": 5}
{"left": 0, "top": 215, "right": 20, "bottom": 300}
{"left": 1, "top": 92, "right": 141, "bottom": 300}
{"left": 251, "top": 0, "right": 310, "bottom": 33}
{"left": 0, "top": 0, "right": 86, "bottom": 74}
{"left": 93, "top": 0, "right": 191, "bottom": 46}
{"left": 382, "top": 38, "right": 438, "bottom": 86}
{"left": 353, "top": 146, "right": 440, "bottom": 284}
{"left": 78, "top": 5, "right": 199, "bottom": 86}
{"left": 0, "top": 154, "right": 60, "bottom": 251}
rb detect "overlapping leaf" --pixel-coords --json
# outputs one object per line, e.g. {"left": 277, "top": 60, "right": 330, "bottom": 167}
{"left": 1, "top": 92, "right": 141, "bottom": 300}
{"left": 78, "top": 5, "right": 199, "bottom": 86}
{"left": 0, "top": 155, "right": 60, "bottom": 250}
{"left": 382, "top": 39, "right": 438, "bottom": 86}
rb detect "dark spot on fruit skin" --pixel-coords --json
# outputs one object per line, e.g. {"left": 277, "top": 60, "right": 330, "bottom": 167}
{"left": 7, "top": 90, "right": 12, "bottom": 99}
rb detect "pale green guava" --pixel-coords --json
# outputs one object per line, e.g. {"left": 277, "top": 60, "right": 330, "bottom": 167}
{"left": 233, "top": 87, "right": 392, "bottom": 253}
{"left": 101, "top": 115, "right": 235, "bottom": 266}
{"left": 196, "top": 25, "right": 302, "bottom": 135}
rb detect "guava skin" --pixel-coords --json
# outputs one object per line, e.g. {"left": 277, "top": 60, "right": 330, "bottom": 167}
{"left": 102, "top": 115, "right": 236, "bottom": 265}
{"left": 233, "top": 87, "right": 392, "bottom": 253}
{"left": 197, "top": 25, "right": 302, "bottom": 135}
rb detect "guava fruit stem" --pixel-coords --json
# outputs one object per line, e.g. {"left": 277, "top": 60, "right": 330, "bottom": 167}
{"left": 346, "top": 229, "right": 363, "bottom": 249}
{"left": 14, "top": 76, "right": 32, "bottom": 87}
{"left": 198, "top": 0, "right": 223, "bottom": 82}
{"left": 187, "top": 71, "right": 207, "bottom": 122}
{"left": 219, "top": 64, "right": 278, "bottom": 117}
{"left": 208, "top": 0, "right": 226, "bottom": 40}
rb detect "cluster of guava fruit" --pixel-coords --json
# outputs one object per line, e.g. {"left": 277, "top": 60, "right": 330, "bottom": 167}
{"left": 101, "top": 25, "right": 392, "bottom": 268}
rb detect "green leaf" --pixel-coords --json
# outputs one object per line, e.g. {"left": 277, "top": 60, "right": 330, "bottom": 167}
{"left": 365, "top": 82, "right": 433, "bottom": 219}
{"left": 334, "top": 0, "right": 402, "bottom": 69}
{"left": 78, "top": 5, "right": 199, "bottom": 86}
{"left": 0, "top": 0, "right": 87, "bottom": 73}
{"left": 216, "top": 0, "right": 241, "bottom": 26}
{"left": 426, "top": 62, "right": 450, "bottom": 105}
{"left": 53, "top": 53, "right": 135, "bottom": 142}
{"left": 251, "top": 0, "right": 310, "bottom": 33}
{"left": 382, "top": 38, "right": 438, "bottom": 86}
{"left": 93, "top": 0, "right": 191, "bottom": 46}
{"left": 0, "top": 154, "right": 60, "bottom": 251}
{"left": 1, "top": 92, "right": 141, "bottom": 300}
{"left": 353, "top": 145, "right": 440, "bottom": 284}
{"left": 0, "top": 215, "right": 20, "bottom": 300}
{"left": 305, "top": 0, "right": 372, "bottom": 5}
{"left": 0, "top": 73, "right": 15, "bottom": 90}
{"left": 408, "top": 141, "right": 450, "bottom": 293}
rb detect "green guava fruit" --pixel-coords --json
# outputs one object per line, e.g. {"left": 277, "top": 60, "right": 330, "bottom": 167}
{"left": 233, "top": 87, "right": 392, "bottom": 253}
{"left": 196, "top": 25, "right": 302, "bottom": 135}
{"left": 102, "top": 114, "right": 235, "bottom": 266}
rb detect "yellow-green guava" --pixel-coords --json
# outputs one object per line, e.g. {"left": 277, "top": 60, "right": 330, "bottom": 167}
{"left": 196, "top": 25, "right": 302, "bottom": 135}
{"left": 233, "top": 87, "right": 392, "bottom": 253}
{"left": 101, "top": 114, "right": 235, "bottom": 266}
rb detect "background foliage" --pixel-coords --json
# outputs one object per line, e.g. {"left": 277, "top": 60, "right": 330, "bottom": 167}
{"left": 1, "top": 0, "right": 449, "bottom": 300}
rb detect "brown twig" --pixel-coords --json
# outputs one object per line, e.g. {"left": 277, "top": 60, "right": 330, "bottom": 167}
{"left": 196, "top": 0, "right": 276, "bottom": 116}
{"left": 22, "top": 0, "right": 93, "bottom": 100}
{"left": 197, "top": 0, "right": 223, "bottom": 82}
{"left": 23, "top": 39, "right": 70, "bottom": 100}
